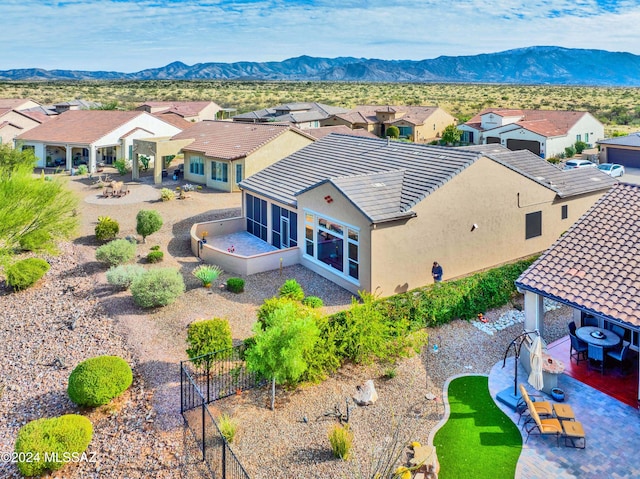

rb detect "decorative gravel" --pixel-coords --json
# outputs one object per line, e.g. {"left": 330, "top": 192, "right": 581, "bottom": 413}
{"left": 0, "top": 172, "right": 574, "bottom": 478}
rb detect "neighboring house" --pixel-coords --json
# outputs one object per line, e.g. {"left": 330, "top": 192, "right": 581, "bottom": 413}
{"left": 515, "top": 182, "right": 640, "bottom": 402}
{"left": 136, "top": 101, "right": 222, "bottom": 122}
{"left": 321, "top": 105, "right": 456, "bottom": 142}
{"left": 233, "top": 102, "right": 348, "bottom": 129}
{"left": 16, "top": 110, "right": 182, "bottom": 172}
{"left": 171, "top": 121, "right": 315, "bottom": 192}
{"left": 304, "top": 125, "right": 379, "bottom": 140}
{"left": 458, "top": 108, "right": 604, "bottom": 158}
{"left": 0, "top": 108, "right": 45, "bottom": 147}
{"left": 0, "top": 98, "right": 41, "bottom": 111}
{"left": 52, "top": 99, "right": 101, "bottom": 114}
{"left": 193, "top": 134, "right": 614, "bottom": 296}
{"left": 597, "top": 133, "right": 640, "bottom": 168}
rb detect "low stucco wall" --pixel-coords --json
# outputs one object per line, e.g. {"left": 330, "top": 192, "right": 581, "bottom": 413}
{"left": 190, "top": 218, "right": 300, "bottom": 275}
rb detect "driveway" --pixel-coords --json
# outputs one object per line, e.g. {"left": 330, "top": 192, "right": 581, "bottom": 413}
{"left": 622, "top": 167, "right": 640, "bottom": 185}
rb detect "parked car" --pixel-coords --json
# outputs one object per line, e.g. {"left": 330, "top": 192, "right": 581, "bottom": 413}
{"left": 563, "top": 159, "right": 597, "bottom": 170}
{"left": 597, "top": 163, "right": 625, "bottom": 177}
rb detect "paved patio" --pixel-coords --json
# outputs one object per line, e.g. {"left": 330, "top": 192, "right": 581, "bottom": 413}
{"left": 489, "top": 357, "right": 640, "bottom": 478}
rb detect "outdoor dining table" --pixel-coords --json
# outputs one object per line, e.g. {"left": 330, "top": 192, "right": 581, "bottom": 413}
{"left": 575, "top": 326, "right": 622, "bottom": 349}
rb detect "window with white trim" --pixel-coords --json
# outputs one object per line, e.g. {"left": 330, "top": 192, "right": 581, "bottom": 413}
{"left": 189, "top": 156, "right": 204, "bottom": 175}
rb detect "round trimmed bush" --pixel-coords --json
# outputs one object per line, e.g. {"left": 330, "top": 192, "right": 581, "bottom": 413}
{"left": 68, "top": 355, "right": 133, "bottom": 407}
{"left": 106, "top": 264, "right": 145, "bottom": 290}
{"left": 95, "top": 238, "right": 136, "bottom": 266}
{"left": 302, "top": 295, "right": 324, "bottom": 308}
{"left": 279, "top": 278, "right": 304, "bottom": 301}
{"left": 14, "top": 414, "right": 93, "bottom": 477}
{"left": 6, "top": 258, "right": 50, "bottom": 291}
{"left": 226, "top": 277, "right": 245, "bottom": 293}
{"left": 146, "top": 250, "right": 164, "bottom": 263}
{"left": 130, "top": 268, "right": 185, "bottom": 308}
{"left": 186, "top": 318, "right": 233, "bottom": 364}
{"left": 136, "top": 209, "right": 163, "bottom": 243}
{"left": 95, "top": 216, "right": 119, "bottom": 242}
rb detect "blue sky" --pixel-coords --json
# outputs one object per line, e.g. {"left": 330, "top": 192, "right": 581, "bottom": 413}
{"left": 3, "top": 0, "right": 640, "bottom": 71}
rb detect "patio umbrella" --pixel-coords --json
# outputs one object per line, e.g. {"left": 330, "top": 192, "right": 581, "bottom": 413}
{"left": 528, "top": 335, "right": 544, "bottom": 391}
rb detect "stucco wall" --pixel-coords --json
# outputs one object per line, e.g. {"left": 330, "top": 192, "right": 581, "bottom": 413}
{"left": 412, "top": 108, "right": 456, "bottom": 142}
{"left": 243, "top": 131, "right": 315, "bottom": 179}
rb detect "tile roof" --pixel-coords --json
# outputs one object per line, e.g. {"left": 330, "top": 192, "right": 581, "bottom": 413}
{"left": 16, "top": 110, "right": 147, "bottom": 144}
{"left": 463, "top": 108, "right": 589, "bottom": 136}
{"left": 233, "top": 102, "right": 348, "bottom": 124}
{"left": 0, "top": 98, "right": 37, "bottom": 109}
{"left": 152, "top": 112, "right": 193, "bottom": 129}
{"left": 171, "top": 121, "right": 313, "bottom": 160}
{"left": 516, "top": 183, "right": 640, "bottom": 326}
{"left": 304, "top": 125, "right": 378, "bottom": 139}
{"left": 597, "top": 132, "right": 640, "bottom": 147}
{"left": 138, "top": 101, "right": 219, "bottom": 116}
{"left": 333, "top": 105, "right": 443, "bottom": 126}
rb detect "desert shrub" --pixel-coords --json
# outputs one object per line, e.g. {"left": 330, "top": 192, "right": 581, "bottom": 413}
{"left": 226, "top": 277, "right": 245, "bottom": 293}
{"left": 5, "top": 257, "right": 50, "bottom": 291}
{"left": 14, "top": 414, "right": 93, "bottom": 477}
{"left": 160, "top": 188, "right": 175, "bottom": 201}
{"left": 279, "top": 278, "right": 304, "bottom": 301}
{"left": 19, "top": 230, "right": 52, "bottom": 252}
{"left": 68, "top": 355, "right": 133, "bottom": 407}
{"left": 386, "top": 125, "right": 400, "bottom": 138}
{"left": 328, "top": 424, "right": 353, "bottom": 460}
{"left": 574, "top": 140, "right": 588, "bottom": 154}
{"left": 130, "top": 268, "right": 185, "bottom": 308}
{"left": 302, "top": 295, "right": 323, "bottom": 308}
{"left": 383, "top": 366, "right": 397, "bottom": 379}
{"left": 256, "top": 296, "right": 305, "bottom": 330}
{"left": 300, "top": 314, "right": 341, "bottom": 383}
{"left": 95, "top": 215, "right": 119, "bottom": 242}
{"left": 95, "top": 238, "right": 136, "bottom": 266}
{"left": 77, "top": 164, "right": 88, "bottom": 175}
{"left": 547, "top": 156, "right": 561, "bottom": 164}
{"left": 106, "top": 264, "right": 145, "bottom": 289}
{"left": 150, "top": 245, "right": 160, "bottom": 251}
{"left": 192, "top": 264, "right": 223, "bottom": 286}
{"left": 564, "top": 145, "right": 576, "bottom": 158}
{"left": 113, "top": 158, "right": 129, "bottom": 175}
{"left": 186, "top": 318, "right": 233, "bottom": 363}
{"left": 136, "top": 210, "right": 162, "bottom": 243}
{"left": 146, "top": 250, "right": 164, "bottom": 263}
{"left": 218, "top": 413, "right": 238, "bottom": 443}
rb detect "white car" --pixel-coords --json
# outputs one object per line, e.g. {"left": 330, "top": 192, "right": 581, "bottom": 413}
{"left": 563, "top": 159, "right": 597, "bottom": 170}
{"left": 597, "top": 163, "right": 625, "bottom": 177}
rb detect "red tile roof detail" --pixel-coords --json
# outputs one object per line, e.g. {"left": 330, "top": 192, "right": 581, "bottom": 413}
{"left": 120, "top": 127, "right": 154, "bottom": 138}
{"left": 305, "top": 125, "right": 378, "bottom": 139}
{"left": 171, "top": 121, "right": 310, "bottom": 159}
{"left": 153, "top": 112, "right": 192, "bottom": 130}
{"left": 16, "top": 110, "right": 146, "bottom": 144}
{"left": 517, "top": 183, "right": 640, "bottom": 326}
{"left": 464, "top": 108, "right": 588, "bottom": 136}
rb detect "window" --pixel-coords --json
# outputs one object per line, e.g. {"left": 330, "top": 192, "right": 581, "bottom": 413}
{"left": 561, "top": 205, "right": 568, "bottom": 220}
{"left": 576, "top": 134, "right": 582, "bottom": 142}
{"left": 246, "top": 193, "right": 267, "bottom": 241}
{"left": 304, "top": 211, "right": 359, "bottom": 281}
{"left": 128, "top": 145, "right": 133, "bottom": 161}
{"left": 525, "top": 211, "right": 542, "bottom": 239}
{"left": 235, "top": 163, "right": 243, "bottom": 184}
{"left": 584, "top": 133, "right": 589, "bottom": 143}
{"left": 211, "top": 160, "right": 228, "bottom": 182}
{"left": 189, "top": 156, "right": 204, "bottom": 175}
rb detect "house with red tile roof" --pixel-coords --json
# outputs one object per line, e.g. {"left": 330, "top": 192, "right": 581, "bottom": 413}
{"left": 0, "top": 108, "right": 46, "bottom": 147}
{"left": 304, "top": 125, "right": 379, "bottom": 140}
{"left": 458, "top": 108, "right": 604, "bottom": 159}
{"left": 516, "top": 182, "right": 640, "bottom": 402}
{"left": 16, "top": 110, "right": 183, "bottom": 172}
{"left": 321, "top": 105, "right": 456, "bottom": 143}
{"left": 171, "top": 121, "right": 315, "bottom": 192}
{"left": 0, "top": 98, "right": 41, "bottom": 111}
{"left": 136, "top": 101, "right": 221, "bottom": 122}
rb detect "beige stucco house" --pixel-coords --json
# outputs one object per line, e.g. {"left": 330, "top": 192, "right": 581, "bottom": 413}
{"left": 0, "top": 98, "right": 42, "bottom": 111}
{"left": 321, "top": 105, "right": 456, "bottom": 142}
{"left": 0, "top": 108, "right": 47, "bottom": 147}
{"left": 135, "top": 101, "right": 221, "bottom": 123}
{"left": 458, "top": 108, "right": 604, "bottom": 159}
{"left": 233, "top": 102, "right": 348, "bottom": 130}
{"left": 191, "top": 136, "right": 615, "bottom": 296}
{"left": 172, "top": 121, "right": 315, "bottom": 192}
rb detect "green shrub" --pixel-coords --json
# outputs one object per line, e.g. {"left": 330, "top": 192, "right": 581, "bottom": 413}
{"left": 300, "top": 314, "right": 341, "bottom": 383}
{"left": 226, "top": 277, "right": 245, "bottom": 293}
{"left": 18, "top": 230, "right": 52, "bottom": 252}
{"left": 160, "top": 188, "right": 175, "bottom": 201}
{"left": 113, "top": 158, "right": 129, "bottom": 175}
{"left": 302, "top": 295, "right": 323, "bottom": 308}
{"left": 5, "top": 258, "right": 50, "bottom": 291}
{"left": 130, "top": 268, "right": 185, "bottom": 308}
{"left": 257, "top": 296, "right": 302, "bottom": 330}
{"left": 95, "top": 215, "right": 119, "bottom": 242}
{"left": 95, "top": 238, "right": 136, "bottom": 266}
{"left": 383, "top": 366, "right": 397, "bottom": 379}
{"left": 146, "top": 250, "right": 164, "bottom": 263}
{"left": 328, "top": 424, "right": 353, "bottom": 459}
{"left": 192, "top": 264, "right": 223, "bottom": 286}
{"left": 106, "top": 264, "right": 145, "bottom": 289}
{"left": 218, "top": 413, "right": 238, "bottom": 443}
{"left": 386, "top": 125, "right": 400, "bottom": 139}
{"left": 150, "top": 245, "right": 160, "bottom": 251}
{"left": 77, "top": 164, "right": 88, "bottom": 175}
{"left": 136, "top": 210, "right": 162, "bottom": 243}
{"left": 574, "top": 140, "right": 588, "bottom": 154}
{"left": 186, "top": 318, "right": 233, "bottom": 363}
{"left": 68, "top": 355, "right": 133, "bottom": 407}
{"left": 279, "top": 278, "right": 304, "bottom": 301}
{"left": 564, "top": 145, "right": 576, "bottom": 158}
{"left": 14, "top": 414, "right": 93, "bottom": 477}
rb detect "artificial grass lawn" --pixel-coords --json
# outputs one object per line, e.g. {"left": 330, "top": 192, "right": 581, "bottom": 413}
{"left": 433, "top": 376, "right": 522, "bottom": 479}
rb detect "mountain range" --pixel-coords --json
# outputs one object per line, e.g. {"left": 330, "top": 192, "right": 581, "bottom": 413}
{"left": 2, "top": 46, "right": 640, "bottom": 86}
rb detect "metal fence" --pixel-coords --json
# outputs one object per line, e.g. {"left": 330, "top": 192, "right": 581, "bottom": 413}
{"left": 180, "top": 345, "right": 265, "bottom": 479}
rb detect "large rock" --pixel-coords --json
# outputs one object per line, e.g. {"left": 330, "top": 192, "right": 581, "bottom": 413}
{"left": 353, "top": 379, "right": 378, "bottom": 406}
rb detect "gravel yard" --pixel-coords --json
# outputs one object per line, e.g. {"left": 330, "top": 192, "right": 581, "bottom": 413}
{"left": 0, "top": 170, "right": 572, "bottom": 478}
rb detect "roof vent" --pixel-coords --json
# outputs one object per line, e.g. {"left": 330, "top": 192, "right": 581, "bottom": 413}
{"left": 371, "top": 182, "right": 386, "bottom": 188}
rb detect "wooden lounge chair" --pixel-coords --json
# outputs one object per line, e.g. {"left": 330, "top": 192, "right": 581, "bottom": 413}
{"left": 525, "top": 403, "right": 563, "bottom": 446}
{"left": 517, "top": 384, "right": 553, "bottom": 425}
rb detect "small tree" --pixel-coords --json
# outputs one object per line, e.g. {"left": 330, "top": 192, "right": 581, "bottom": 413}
{"left": 441, "top": 124, "right": 462, "bottom": 145}
{"left": 385, "top": 125, "right": 400, "bottom": 139}
{"left": 574, "top": 141, "right": 588, "bottom": 154}
{"left": 245, "top": 302, "right": 319, "bottom": 410}
{"left": 136, "top": 210, "right": 163, "bottom": 243}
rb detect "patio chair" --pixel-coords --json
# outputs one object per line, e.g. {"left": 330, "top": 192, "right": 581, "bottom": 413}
{"left": 582, "top": 315, "right": 598, "bottom": 327}
{"left": 525, "top": 403, "right": 562, "bottom": 446}
{"left": 568, "top": 320, "right": 577, "bottom": 335}
{"left": 517, "top": 384, "right": 553, "bottom": 426}
{"left": 562, "top": 420, "right": 586, "bottom": 449}
{"left": 569, "top": 333, "right": 588, "bottom": 364}
{"left": 606, "top": 342, "right": 630, "bottom": 374}
{"left": 587, "top": 343, "right": 605, "bottom": 374}
{"left": 610, "top": 323, "right": 625, "bottom": 339}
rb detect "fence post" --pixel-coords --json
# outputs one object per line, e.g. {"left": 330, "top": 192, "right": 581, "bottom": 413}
{"left": 180, "top": 362, "right": 184, "bottom": 414}
{"left": 206, "top": 358, "right": 210, "bottom": 404}
{"left": 222, "top": 438, "right": 227, "bottom": 479}
{"left": 201, "top": 402, "right": 206, "bottom": 462}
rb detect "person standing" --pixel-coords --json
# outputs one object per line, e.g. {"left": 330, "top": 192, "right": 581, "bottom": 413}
{"left": 432, "top": 261, "right": 443, "bottom": 282}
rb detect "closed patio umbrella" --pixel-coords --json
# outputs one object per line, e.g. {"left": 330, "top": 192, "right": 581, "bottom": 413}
{"left": 528, "top": 335, "right": 544, "bottom": 391}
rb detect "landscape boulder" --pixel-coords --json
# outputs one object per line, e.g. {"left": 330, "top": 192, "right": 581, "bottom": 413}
{"left": 353, "top": 379, "right": 378, "bottom": 406}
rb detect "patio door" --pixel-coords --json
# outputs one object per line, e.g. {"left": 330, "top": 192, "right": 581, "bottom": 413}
{"left": 280, "top": 217, "right": 290, "bottom": 248}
